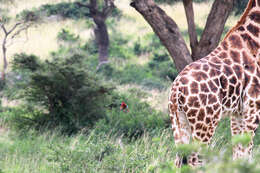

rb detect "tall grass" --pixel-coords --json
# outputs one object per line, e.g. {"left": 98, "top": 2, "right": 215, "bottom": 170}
{"left": 0, "top": 125, "right": 260, "bottom": 173}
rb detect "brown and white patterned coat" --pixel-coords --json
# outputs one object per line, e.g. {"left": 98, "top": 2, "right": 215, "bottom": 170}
{"left": 168, "top": 0, "right": 260, "bottom": 167}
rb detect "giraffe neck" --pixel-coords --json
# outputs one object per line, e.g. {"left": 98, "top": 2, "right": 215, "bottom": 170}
{"left": 217, "top": 0, "right": 260, "bottom": 67}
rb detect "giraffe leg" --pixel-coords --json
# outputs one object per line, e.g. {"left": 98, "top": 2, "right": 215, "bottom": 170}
{"left": 231, "top": 112, "right": 259, "bottom": 160}
{"left": 170, "top": 110, "right": 192, "bottom": 168}
{"left": 187, "top": 110, "right": 222, "bottom": 167}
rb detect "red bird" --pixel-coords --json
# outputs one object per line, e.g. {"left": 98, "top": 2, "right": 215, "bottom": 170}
{"left": 120, "top": 101, "right": 129, "bottom": 112}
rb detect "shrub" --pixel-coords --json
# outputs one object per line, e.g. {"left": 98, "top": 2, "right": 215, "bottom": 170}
{"left": 94, "top": 91, "right": 167, "bottom": 139}
{"left": 40, "top": 2, "right": 89, "bottom": 19}
{"left": 10, "top": 53, "right": 114, "bottom": 134}
{"left": 118, "top": 64, "right": 152, "bottom": 84}
{"left": 148, "top": 51, "right": 178, "bottom": 81}
{"left": 12, "top": 53, "right": 41, "bottom": 72}
{"left": 109, "top": 31, "right": 134, "bottom": 59}
{"left": 57, "top": 28, "right": 79, "bottom": 43}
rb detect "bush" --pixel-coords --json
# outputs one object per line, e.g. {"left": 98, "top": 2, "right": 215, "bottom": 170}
{"left": 57, "top": 28, "right": 79, "bottom": 43}
{"left": 109, "top": 31, "right": 134, "bottom": 59}
{"left": 12, "top": 53, "right": 41, "bottom": 72}
{"left": 10, "top": 53, "right": 114, "bottom": 134}
{"left": 40, "top": 2, "right": 90, "bottom": 19}
{"left": 148, "top": 51, "right": 178, "bottom": 81}
{"left": 94, "top": 91, "right": 167, "bottom": 139}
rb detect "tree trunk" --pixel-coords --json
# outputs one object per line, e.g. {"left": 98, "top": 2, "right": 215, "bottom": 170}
{"left": 183, "top": 0, "right": 198, "bottom": 54}
{"left": 1, "top": 35, "right": 7, "bottom": 81}
{"left": 131, "top": 0, "right": 234, "bottom": 71}
{"left": 130, "top": 0, "right": 192, "bottom": 71}
{"left": 190, "top": 0, "right": 234, "bottom": 61}
{"left": 130, "top": 0, "right": 192, "bottom": 72}
{"left": 94, "top": 20, "right": 109, "bottom": 64}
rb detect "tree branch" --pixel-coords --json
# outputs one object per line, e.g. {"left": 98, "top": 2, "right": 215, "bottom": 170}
{"left": 75, "top": 2, "right": 92, "bottom": 9}
{"left": 0, "top": 24, "right": 7, "bottom": 35}
{"left": 10, "top": 22, "right": 31, "bottom": 40}
{"left": 7, "top": 22, "right": 22, "bottom": 35}
{"left": 183, "top": 0, "right": 198, "bottom": 52}
{"left": 102, "top": 0, "right": 115, "bottom": 17}
{"left": 192, "top": 0, "right": 234, "bottom": 60}
{"left": 130, "top": 0, "right": 192, "bottom": 72}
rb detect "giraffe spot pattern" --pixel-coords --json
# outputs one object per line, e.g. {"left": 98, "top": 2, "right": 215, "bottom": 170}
{"left": 219, "top": 52, "right": 228, "bottom": 59}
{"left": 241, "top": 33, "right": 259, "bottom": 55}
{"left": 192, "top": 71, "right": 208, "bottom": 81}
{"left": 220, "top": 75, "right": 228, "bottom": 89}
{"left": 208, "top": 81, "right": 218, "bottom": 93}
{"left": 238, "top": 26, "right": 245, "bottom": 31}
{"left": 248, "top": 77, "right": 260, "bottom": 98}
{"left": 206, "top": 107, "right": 214, "bottom": 115}
{"left": 208, "top": 94, "right": 217, "bottom": 104}
{"left": 198, "top": 109, "right": 205, "bottom": 121}
{"left": 187, "top": 109, "right": 198, "bottom": 118}
{"left": 249, "top": 11, "right": 260, "bottom": 24}
{"left": 223, "top": 58, "right": 232, "bottom": 65}
{"left": 230, "top": 50, "right": 241, "bottom": 63}
{"left": 190, "top": 81, "right": 199, "bottom": 94}
{"left": 233, "top": 65, "right": 243, "bottom": 79}
{"left": 199, "top": 94, "right": 207, "bottom": 105}
{"left": 247, "top": 23, "right": 259, "bottom": 37}
{"left": 209, "top": 68, "right": 220, "bottom": 77}
{"left": 203, "top": 64, "right": 209, "bottom": 72}
{"left": 180, "top": 77, "right": 189, "bottom": 85}
{"left": 229, "top": 35, "right": 243, "bottom": 49}
{"left": 229, "top": 76, "right": 237, "bottom": 85}
{"left": 188, "top": 96, "right": 200, "bottom": 108}
{"left": 223, "top": 65, "right": 233, "bottom": 76}
{"left": 221, "top": 41, "right": 228, "bottom": 50}
{"left": 200, "top": 83, "right": 210, "bottom": 92}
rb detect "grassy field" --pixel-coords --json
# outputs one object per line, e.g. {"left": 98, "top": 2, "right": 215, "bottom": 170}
{"left": 1, "top": 0, "right": 256, "bottom": 173}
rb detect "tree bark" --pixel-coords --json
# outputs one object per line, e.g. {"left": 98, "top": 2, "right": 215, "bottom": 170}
{"left": 93, "top": 15, "right": 109, "bottom": 64}
{"left": 186, "top": 0, "right": 234, "bottom": 61}
{"left": 1, "top": 35, "right": 7, "bottom": 81}
{"left": 130, "top": 0, "right": 192, "bottom": 72}
{"left": 131, "top": 0, "right": 234, "bottom": 71}
{"left": 183, "top": 0, "right": 198, "bottom": 55}
{"left": 76, "top": 0, "right": 115, "bottom": 68}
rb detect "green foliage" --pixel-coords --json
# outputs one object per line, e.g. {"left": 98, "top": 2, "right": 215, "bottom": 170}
{"left": 109, "top": 31, "right": 134, "bottom": 59}
{"left": 57, "top": 28, "right": 79, "bottom": 43}
{"left": 148, "top": 51, "right": 178, "bottom": 81}
{"left": 17, "top": 9, "right": 39, "bottom": 22}
{"left": 0, "top": 80, "right": 5, "bottom": 91}
{"left": 17, "top": 1, "right": 122, "bottom": 22}
{"left": 9, "top": 53, "right": 113, "bottom": 134}
{"left": 234, "top": 0, "right": 248, "bottom": 16}
{"left": 12, "top": 53, "right": 41, "bottom": 72}
{"left": 0, "top": 8, "right": 11, "bottom": 24}
{"left": 40, "top": 2, "right": 90, "bottom": 19}
{"left": 95, "top": 90, "right": 167, "bottom": 139}
{"left": 232, "top": 133, "right": 252, "bottom": 147}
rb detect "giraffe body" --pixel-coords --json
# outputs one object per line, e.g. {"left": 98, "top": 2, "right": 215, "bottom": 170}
{"left": 168, "top": 0, "right": 260, "bottom": 167}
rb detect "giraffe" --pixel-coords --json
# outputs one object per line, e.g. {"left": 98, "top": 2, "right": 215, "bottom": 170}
{"left": 168, "top": 0, "right": 260, "bottom": 167}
